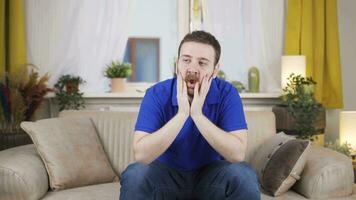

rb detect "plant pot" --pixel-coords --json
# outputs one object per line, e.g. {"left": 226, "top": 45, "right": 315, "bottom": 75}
{"left": 65, "top": 82, "right": 79, "bottom": 93}
{"left": 310, "top": 134, "right": 325, "bottom": 146}
{"left": 110, "top": 78, "right": 126, "bottom": 92}
{"left": 272, "top": 105, "right": 326, "bottom": 145}
{"left": 0, "top": 131, "right": 33, "bottom": 151}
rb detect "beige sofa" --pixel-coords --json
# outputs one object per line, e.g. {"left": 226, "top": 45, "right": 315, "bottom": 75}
{"left": 0, "top": 110, "right": 355, "bottom": 200}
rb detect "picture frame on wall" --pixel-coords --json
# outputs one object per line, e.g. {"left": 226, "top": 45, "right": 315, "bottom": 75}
{"left": 124, "top": 38, "right": 160, "bottom": 82}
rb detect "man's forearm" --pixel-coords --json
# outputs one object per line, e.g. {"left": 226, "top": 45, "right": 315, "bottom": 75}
{"left": 134, "top": 113, "right": 188, "bottom": 164}
{"left": 192, "top": 115, "right": 246, "bottom": 163}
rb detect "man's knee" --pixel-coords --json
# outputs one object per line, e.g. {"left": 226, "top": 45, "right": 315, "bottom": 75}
{"left": 120, "top": 162, "right": 158, "bottom": 199}
{"left": 120, "top": 163, "right": 150, "bottom": 187}
{"left": 225, "top": 162, "right": 260, "bottom": 199}
{"left": 120, "top": 162, "right": 185, "bottom": 199}
{"left": 120, "top": 161, "right": 180, "bottom": 189}
{"left": 227, "top": 162, "right": 258, "bottom": 181}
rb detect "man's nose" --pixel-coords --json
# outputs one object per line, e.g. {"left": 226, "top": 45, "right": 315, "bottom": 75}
{"left": 186, "top": 64, "right": 199, "bottom": 73}
{"left": 186, "top": 70, "right": 198, "bottom": 76}
{"left": 186, "top": 68, "right": 199, "bottom": 78}
{"left": 185, "top": 70, "right": 200, "bottom": 81}
{"left": 187, "top": 68, "right": 198, "bottom": 74}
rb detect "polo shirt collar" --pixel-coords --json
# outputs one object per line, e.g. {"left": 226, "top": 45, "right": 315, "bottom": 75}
{"left": 171, "top": 77, "right": 220, "bottom": 106}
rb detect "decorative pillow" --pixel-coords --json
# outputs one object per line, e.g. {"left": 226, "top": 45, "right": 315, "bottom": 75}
{"left": 250, "top": 132, "right": 311, "bottom": 196}
{"left": 21, "top": 116, "right": 118, "bottom": 191}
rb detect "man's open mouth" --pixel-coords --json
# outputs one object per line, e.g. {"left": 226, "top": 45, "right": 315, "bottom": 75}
{"left": 185, "top": 72, "right": 199, "bottom": 90}
{"left": 187, "top": 80, "right": 196, "bottom": 89}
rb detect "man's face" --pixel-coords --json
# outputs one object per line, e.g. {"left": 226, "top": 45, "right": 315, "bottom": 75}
{"left": 176, "top": 42, "right": 219, "bottom": 97}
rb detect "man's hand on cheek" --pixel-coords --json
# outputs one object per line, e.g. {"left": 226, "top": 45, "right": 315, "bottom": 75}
{"left": 190, "top": 75, "right": 212, "bottom": 119}
{"left": 177, "top": 72, "right": 190, "bottom": 117}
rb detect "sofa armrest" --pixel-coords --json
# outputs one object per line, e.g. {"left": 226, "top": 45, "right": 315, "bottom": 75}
{"left": 0, "top": 144, "right": 49, "bottom": 200}
{"left": 292, "top": 144, "right": 354, "bottom": 199}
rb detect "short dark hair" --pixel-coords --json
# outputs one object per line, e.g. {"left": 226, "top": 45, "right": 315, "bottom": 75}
{"left": 178, "top": 31, "right": 221, "bottom": 65}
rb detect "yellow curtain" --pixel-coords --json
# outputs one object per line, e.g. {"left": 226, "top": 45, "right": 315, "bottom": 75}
{"left": 0, "top": 0, "right": 5, "bottom": 77}
{"left": 285, "top": 0, "right": 343, "bottom": 109}
{"left": 0, "top": 0, "right": 27, "bottom": 78}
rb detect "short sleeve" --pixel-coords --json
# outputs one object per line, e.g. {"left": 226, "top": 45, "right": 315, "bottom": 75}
{"left": 218, "top": 87, "right": 247, "bottom": 132}
{"left": 134, "top": 88, "right": 164, "bottom": 133}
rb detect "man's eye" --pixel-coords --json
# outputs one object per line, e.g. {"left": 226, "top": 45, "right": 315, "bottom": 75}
{"left": 199, "top": 62, "right": 207, "bottom": 66}
{"left": 183, "top": 59, "right": 190, "bottom": 63}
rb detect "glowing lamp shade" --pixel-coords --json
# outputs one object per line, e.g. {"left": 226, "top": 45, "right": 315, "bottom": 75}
{"left": 281, "top": 55, "right": 306, "bottom": 89}
{"left": 340, "top": 111, "right": 356, "bottom": 150}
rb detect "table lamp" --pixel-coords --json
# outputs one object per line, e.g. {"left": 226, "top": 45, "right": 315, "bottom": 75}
{"left": 281, "top": 55, "right": 306, "bottom": 89}
{"left": 340, "top": 111, "right": 356, "bottom": 154}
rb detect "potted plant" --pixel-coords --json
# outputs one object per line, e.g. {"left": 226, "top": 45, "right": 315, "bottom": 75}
{"left": 54, "top": 74, "right": 85, "bottom": 111}
{"left": 272, "top": 74, "right": 325, "bottom": 143}
{"left": 325, "top": 140, "right": 354, "bottom": 157}
{"left": 0, "top": 64, "right": 52, "bottom": 150}
{"left": 104, "top": 60, "right": 132, "bottom": 92}
{"left": 55, "top": 74, "right": 85, "bottom": 94}
{"left": 230, "top": 81, "right": 245, "bottom": 93}
{"left": 217, "top": 70, "right": 226, "bottom": 80}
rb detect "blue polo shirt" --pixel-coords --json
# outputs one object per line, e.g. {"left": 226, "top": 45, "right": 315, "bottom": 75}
{"left": 134, "top": 77, "right": 247, "bottom": 171}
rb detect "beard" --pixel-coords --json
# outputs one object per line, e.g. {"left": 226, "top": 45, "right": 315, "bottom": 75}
{"left": 185, "top": 71, "right": 200, "bottom": 97}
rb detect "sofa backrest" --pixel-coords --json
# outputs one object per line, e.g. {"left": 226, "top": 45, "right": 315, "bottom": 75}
{"left": 59, "top": 110, "right": 276, "bottom": 176}
{"left": 244, "top": 111, "right": 276, "bottom": 162}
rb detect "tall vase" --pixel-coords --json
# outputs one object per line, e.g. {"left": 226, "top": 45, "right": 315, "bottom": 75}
{"left": 248, "top": 67, "right": 260, "bottom": 93}
{"left": 111, "top": 78, "right": 126, "bottom": 92}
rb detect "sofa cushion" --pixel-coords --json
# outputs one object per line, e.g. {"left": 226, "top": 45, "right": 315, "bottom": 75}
{"left": 251, "top": 132, "right": 311, "bottom": 196}
{"left": 42, "top": 182, "right": 119, "bottom": 200}
{"left": 0, "top": 145, "right": 48, "bottom": 200}
{"left": 58, "top": 110, "right": 138, "bottom": 176}
{"left": 292, "top": 145, "right": 354, "bottom": 199}
{"left": 21, "top": 116, "right": 118, "bottom": 191}
{"left": 261, "top": 188, "right": 308, "bottom": 200}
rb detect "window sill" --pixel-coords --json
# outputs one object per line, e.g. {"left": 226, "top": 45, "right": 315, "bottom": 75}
{"left": 43, "top": 82, "right": 282, "bottom": 116}
{"left": 44, "top": 90, "right": 281, "bottom": 117}
{"left": 46, "top": 81, "right": 282, "bottom": 99}
{"left": 46, "top": 91, "right": 281, "bottom": 99}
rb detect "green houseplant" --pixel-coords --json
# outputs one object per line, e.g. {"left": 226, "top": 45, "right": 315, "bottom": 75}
{"left": 217, "top": 70, "right": 246, "bottom": 92}
{"left": 230, "top": 81, "right": 245, "bottom": 93}
{"left": 54, "top": 74, "right": 85, "bottom": 111}
{"left": 325, "top": 140, "right": 354, "bottom": 157}
{"left": 0, "top": 65, "right": 52, "bottom": 150}
{"left": 105, "top": 61, "right": 132, "bottom": 92}
{"left": 56, "top": 74, "right": 85, "bottom": 93}
{"left": 217, "top": 70, "right": 226, "bottom": 80}
{"left": 273, "top": 74, "right": 325, "bottom": 141}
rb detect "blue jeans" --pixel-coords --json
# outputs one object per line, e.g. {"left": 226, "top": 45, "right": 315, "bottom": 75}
{"left": 119, "top": 160, "right": 260, "bottom": 200}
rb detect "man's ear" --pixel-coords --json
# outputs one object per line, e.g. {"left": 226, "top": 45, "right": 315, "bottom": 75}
{"left": 212, "top": 63, "right": 220, "bottom": 78}
{"left": 174, "top": 59, "right": 179, "bottom": 77}
{"left": 175, "top": 60, "right": 178, "bottom": 74}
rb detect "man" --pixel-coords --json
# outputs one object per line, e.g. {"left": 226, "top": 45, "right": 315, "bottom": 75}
{"left": 120, "top": 31, "right": 260, "bottom": 200}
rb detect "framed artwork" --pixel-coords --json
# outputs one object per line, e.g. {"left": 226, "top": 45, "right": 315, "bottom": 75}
{"left": 124, "top": 38, "right": 160, "bottom": 82}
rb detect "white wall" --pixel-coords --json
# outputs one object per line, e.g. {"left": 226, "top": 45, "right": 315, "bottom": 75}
{"left": 325, "top": 0, "right": 356, "bottom": 143}
{"left": 339, "top": 0, "right": 356, "bottom": 110}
